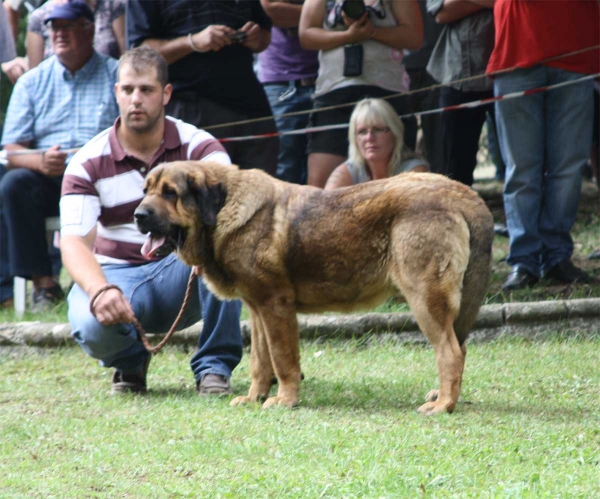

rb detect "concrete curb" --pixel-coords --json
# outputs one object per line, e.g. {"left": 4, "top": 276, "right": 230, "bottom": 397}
{"left": 1, "top": 298, "right": 598, "bottom": 349}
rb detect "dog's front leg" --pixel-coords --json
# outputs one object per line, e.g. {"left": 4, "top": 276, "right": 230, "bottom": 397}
{"left": 231, "top": 308, "right": 275, "bottom": 406}
{"left": 258, "top": 296, "right": 301, "bottom": 409}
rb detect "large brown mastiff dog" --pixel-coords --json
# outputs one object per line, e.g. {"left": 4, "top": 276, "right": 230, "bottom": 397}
{"left": 135, "top": 161, "right": 494, "bottom": 415}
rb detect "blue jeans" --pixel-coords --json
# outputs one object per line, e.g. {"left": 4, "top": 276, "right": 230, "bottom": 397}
{"left": 494, "top": 65, "right": 594, "bottom": 276}
{"left": 68, "top": 253, "right": 243, "bottom": 382}
{"left": 264, "top": 82, "right": 314, "bottom": 184}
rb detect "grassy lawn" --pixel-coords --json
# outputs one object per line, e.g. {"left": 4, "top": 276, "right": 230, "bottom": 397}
{"left": 1, "top": 333, "right": 599, "bottom": 498}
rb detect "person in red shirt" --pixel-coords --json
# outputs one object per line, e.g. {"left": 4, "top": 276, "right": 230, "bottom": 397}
{"left": 486, "top": 0, "right": 599, "bottom": 291}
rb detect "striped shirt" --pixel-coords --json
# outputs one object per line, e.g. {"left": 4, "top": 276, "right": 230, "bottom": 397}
{"left": 60, "top": 116, "right": 231, "bottom": 265}
{"left": 1, "top": 52, "right": 119, "bottom": 155}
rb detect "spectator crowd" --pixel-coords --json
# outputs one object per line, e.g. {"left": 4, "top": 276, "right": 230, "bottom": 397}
{"left": 0, "top": 0, "right": 598, "bottom": 393}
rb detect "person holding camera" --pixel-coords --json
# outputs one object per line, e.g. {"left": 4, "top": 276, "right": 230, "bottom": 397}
{"left": 126, "top": 0, "right": 279, "bottom": 175}
{"left": 299, "top": 0, "right": 423, "bottom": 187}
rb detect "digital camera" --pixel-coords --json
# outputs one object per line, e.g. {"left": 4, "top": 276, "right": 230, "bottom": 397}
{"left": 341, "top": 0, "right": 366, "bottom": 20}
{"left": 228, "top": 31, "right": 247, "bottom": 44}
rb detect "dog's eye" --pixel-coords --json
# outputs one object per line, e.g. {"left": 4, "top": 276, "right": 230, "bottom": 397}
{"left": 162, "top": 187, "right": 177, "bottom": 200}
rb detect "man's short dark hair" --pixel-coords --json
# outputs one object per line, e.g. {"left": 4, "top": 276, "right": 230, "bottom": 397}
{"left": 118, "top": 46, "right": 169, "bottom": 87}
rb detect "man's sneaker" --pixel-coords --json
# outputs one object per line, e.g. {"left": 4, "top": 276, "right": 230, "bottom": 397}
{"left": 112, "top": 356, "right": 151, "bottom": 394}
{"left": 197, "top": 374, "right": 232, "bottom": 396}
{"left": 31, "top": 284, "right": 64, "bottom": 312}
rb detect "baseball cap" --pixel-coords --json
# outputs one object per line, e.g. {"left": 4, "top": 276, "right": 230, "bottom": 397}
{"left": 44, "top": 1, "right": 95, "bottom": 24}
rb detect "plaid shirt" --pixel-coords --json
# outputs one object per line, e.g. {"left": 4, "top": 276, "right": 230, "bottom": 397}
{"left": 1, "top": 52, "right": 119, "bottom": 156}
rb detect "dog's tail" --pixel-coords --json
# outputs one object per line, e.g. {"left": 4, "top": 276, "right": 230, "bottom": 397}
{"left": 454, "top": 201, "right": 494, "bottom": 345}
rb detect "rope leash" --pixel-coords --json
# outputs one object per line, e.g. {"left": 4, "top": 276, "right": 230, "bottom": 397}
{"left": 90, "top": 268, "right": 198, "bottom": 355}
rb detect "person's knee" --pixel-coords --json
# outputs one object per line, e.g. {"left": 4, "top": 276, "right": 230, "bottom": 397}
{"left": 0, "top": 168, "right": 35, "bottom": 201}
{"left": 70, "top": 313, "right": 135, "bottom": 360}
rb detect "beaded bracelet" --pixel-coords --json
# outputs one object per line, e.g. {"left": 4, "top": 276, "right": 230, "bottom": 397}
{"left": 188, "top": 33, "right": 204, "bottom": 53}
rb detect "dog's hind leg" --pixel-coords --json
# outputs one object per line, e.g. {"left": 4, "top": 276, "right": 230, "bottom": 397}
{"left": 423, "top": 342, "right": 467, "bottom": 404}
{"left": 230, "top": 308, "right": 276, "bottom": 406}
{"left": 411, "top": 300, "right": 465, "bottom": 415}
{"left": 391, "top": 217, "right": 470, "bottom": 415}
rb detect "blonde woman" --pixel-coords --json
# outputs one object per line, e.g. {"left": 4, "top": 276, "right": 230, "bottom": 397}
{"left": 324, "top": 98, "right": 427, "bottom": 189}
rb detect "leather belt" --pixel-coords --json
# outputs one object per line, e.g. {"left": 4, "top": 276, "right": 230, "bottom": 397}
{"left": 264, "top": 77, "right": 316, "bottom": 87}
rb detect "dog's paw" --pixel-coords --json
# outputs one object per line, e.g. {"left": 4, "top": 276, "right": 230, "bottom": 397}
{"left": 424, "top": 389, "right": 439, "bottom": 402}
{"left": 230, "top": 396, "right": 258, "bottom": 407}
{"left": 417, "top": 400, "right": 455, "bottom": 416}
{"left": 262, "top": 396, "right": 299, "bottom": 409}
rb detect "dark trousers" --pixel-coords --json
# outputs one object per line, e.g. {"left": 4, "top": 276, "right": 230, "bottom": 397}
{"left": 439, "top": 86, "right": 494, "bottom": 186}
{"left": 0, "top": 168, "right": 61, "bottom": 279}
{"left": 167, "top": 93, "right": 279, "bottom": 176}
{"left": 406, "top": 68, "right": 443, "bottom": 174}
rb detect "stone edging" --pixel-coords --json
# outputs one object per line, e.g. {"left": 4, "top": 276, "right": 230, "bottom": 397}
{"left": 1, "top": 298, "right": 598, "bottom": 349}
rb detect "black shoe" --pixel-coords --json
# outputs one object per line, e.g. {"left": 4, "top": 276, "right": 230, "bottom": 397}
{"left": 494, "top": 223, "right": 509, "bottom": 238}
{"left": 588, "top": 250, "right": 600, "bottom": 260}
{"left": 502, "top": 266, "right": 539, "bottom": 291}
{"left": 544, "top": 259, "right": 591, "bottom": 284}
{"left": 112, "top": 356, "right": 151, "bottom": 394}
{"left": 31, "top": 284, "right": 65, "bottom": 312}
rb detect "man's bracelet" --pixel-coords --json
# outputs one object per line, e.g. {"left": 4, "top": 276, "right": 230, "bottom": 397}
{"left": 188, "top": 33, "right": 205, "bottom": 53}
{"left": 89, "top": 284, "right": 123, "bottom": 317}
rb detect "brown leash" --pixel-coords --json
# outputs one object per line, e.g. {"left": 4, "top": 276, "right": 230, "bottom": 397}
{"left": 90, "top": 268, "right": 198, "bottom": 355}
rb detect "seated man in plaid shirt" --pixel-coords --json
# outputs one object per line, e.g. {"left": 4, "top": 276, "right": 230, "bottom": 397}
{"left": 0, "top": 0, "right": 119, "bottom": 310}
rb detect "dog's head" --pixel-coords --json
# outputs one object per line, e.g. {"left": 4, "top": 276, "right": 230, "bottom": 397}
{"left": 135, "top": 161, "right": 227, "bottom": 264}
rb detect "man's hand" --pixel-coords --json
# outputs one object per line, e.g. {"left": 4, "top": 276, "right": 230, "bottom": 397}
{"left": 39, "top": 145, "right": 67, "bottom": 177}
{"left": 239, "top": 21, "right": 270, "bottom": 52}
{"left": 1, "top": 57, "right": 28, "bottom": 84}
{"left": 189, "top": 25, "right": 236, "bottom": 52}
{"left": 91, "top": 287, "right": 136, "bottom": 326}
{"left": 343, "top": 12, "right": 376, "bottom": 43}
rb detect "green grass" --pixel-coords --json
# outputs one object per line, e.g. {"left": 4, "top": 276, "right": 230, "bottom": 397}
{"left": 1, "top": 334, "right": 599, "bottom": 498}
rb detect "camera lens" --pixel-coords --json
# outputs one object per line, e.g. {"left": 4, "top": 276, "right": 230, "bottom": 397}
{"left": 341, "top": 0, "right": 366, "bottom": 20}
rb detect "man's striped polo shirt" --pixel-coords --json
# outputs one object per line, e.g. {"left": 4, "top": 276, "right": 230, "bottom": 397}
{"left": 60, "top": 116, "right": 231, "bottom": 265}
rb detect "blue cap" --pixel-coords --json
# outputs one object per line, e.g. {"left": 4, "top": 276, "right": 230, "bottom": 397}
{"left": 44, "top": 1, "right": 95, "bottom": 24}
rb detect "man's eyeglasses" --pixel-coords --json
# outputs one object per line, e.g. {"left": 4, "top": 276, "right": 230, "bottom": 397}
{"left": 48, "top": 20, "right": 92, "bottom": 32}
{"left": 356, "top": 126, "right": 390, "bottom": 138}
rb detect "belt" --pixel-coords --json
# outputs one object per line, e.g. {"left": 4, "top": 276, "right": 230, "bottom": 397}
{"left": 264, "top": 77, "right": 316, "bottom": 88}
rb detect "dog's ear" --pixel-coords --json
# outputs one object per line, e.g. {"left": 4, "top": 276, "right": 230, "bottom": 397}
{"left": 190, "top": 177, "right": 227, "bottom": 226}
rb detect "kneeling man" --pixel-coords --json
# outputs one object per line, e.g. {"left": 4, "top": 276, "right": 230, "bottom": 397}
{"left": 60, "top": 47, "right": 242, "bottom": 395}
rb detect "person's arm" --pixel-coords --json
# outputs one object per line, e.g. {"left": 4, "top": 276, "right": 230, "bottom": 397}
{"left": 4, "top": 0, "right": 20, "bottom": 40}
{"left": 300, "top": 0, "right": 373, "bottom": 51}
{"left": 3, "top": 143, "right": 67, "bottom": 175}
{"left": 260, "top": 0, "right": 303, "bottom": 28}
{"left": 435, "top": 0, "right": 492, "bottom": 24}
{"left": 112, "top": 14, "right": 126, "bottom": 56}
{"left": 371, "top": 0, "right": 423, "bottom": 51}
{"left": 0, "top": 56, "right": 27, "bottom": 84}
{"left": 141, "top": 25, "right": 237, "bottom": 64}
{"left": 61, "top": 229, "right": 135, "bottom": 325}
{"left": 324, "top": 163, "right": 354, "bottom": 190}
{"left": 25, "top": 31, "right": 45, "bottom": 69}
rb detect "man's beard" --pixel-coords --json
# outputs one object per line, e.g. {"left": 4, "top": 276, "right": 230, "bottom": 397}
{"left": 126, "top": 110, "right": 162, "bottom": 134}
